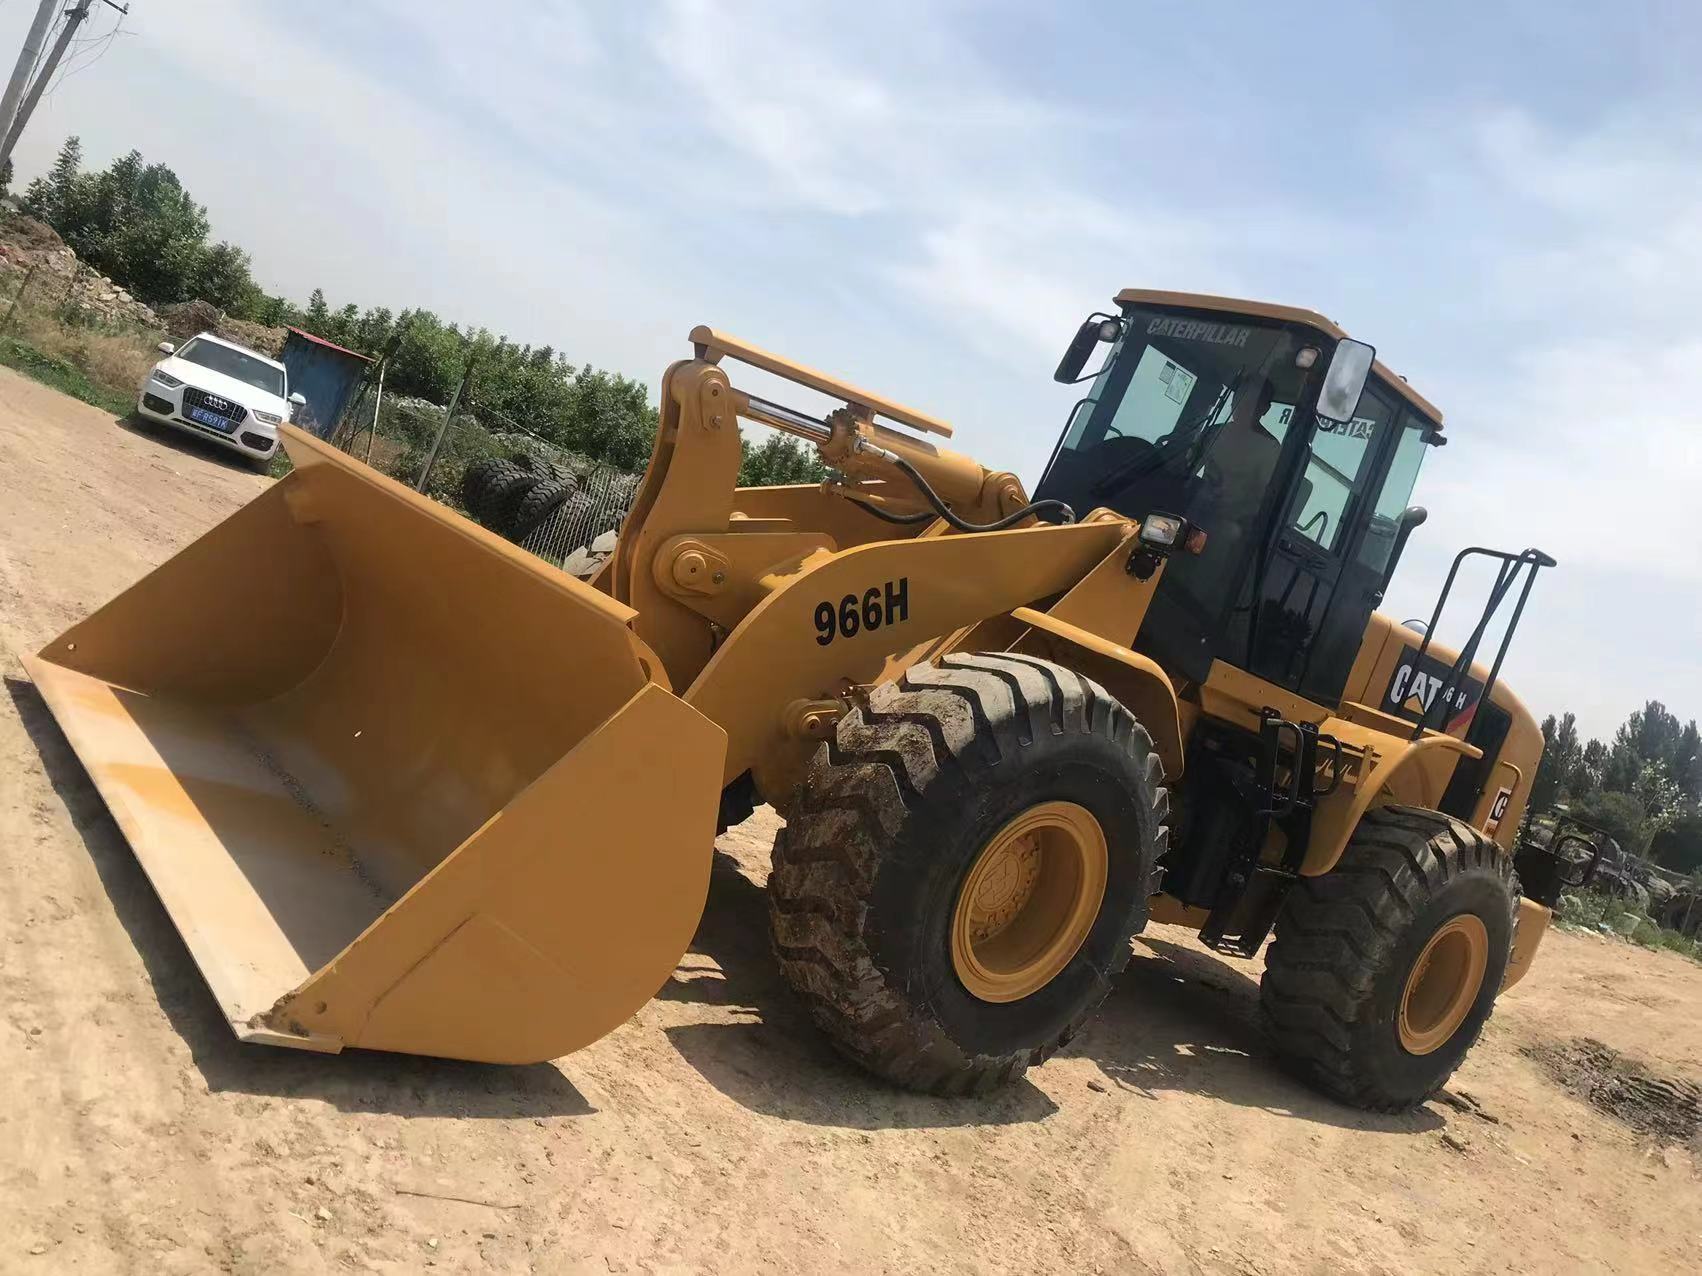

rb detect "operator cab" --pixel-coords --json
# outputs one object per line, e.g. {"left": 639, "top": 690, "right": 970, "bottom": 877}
{"left": 1034, "top": 290, "right": 1441, "bottom": 710}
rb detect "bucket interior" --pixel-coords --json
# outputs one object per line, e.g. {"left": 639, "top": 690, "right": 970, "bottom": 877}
{"left": 28, "top": 440, "right": 653, "bottom": 1032}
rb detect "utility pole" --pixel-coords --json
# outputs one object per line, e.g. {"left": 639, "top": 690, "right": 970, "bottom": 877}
{"left": 0, "top": 1, "right": 127, "bottom": 173}
{"left": 0, "top": 1, "right": 59, "bottom": 155}
{"left": 415, "top": 352, "right": 478, "bottom": 493}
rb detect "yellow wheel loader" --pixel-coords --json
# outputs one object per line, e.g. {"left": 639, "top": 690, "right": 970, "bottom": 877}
{"left": 24, "top": 290, "right": 1568, "bottom": 1110}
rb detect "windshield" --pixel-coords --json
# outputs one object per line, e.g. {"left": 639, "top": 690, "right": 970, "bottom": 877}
{"left": 1035, "top": 305, "right": 1307, "bottom": 611}
{"left": 175, "top": 338, "right": 285, "bottom": 397}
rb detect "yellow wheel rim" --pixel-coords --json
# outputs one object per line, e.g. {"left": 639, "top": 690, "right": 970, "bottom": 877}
{"left": 950, "top": 801, "right": 1108, "bottom": 1004}
{"left": 1398, "top": 913, "right": 1489, "bottom": 1055}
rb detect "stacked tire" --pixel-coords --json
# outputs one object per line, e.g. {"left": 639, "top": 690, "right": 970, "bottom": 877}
{"left": 462, "top": 459, "right": 539, "bottom": 530}
{"left": 460, "top": 454, "right": 578, "bottom": 542}
{"left": 511, "top": 474, "right": 577, "bottom": 540}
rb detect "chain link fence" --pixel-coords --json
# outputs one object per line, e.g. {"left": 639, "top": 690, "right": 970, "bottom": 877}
{"left": 330, "top": 391, "right": 640, "bottom": 573}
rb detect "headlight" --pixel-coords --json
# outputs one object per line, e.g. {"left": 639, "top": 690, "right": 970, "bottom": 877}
{"left": 251, "top": 410, "right": 283, "bottom": 426}
{"left": 150, "top": 368, "right": 183, "bottom": 389}
{"left": 1138, "top": 512, "right": 1209, "bottom": 556}
{"left": 1139, "top": 513, "right": 1185, "bottom": 547}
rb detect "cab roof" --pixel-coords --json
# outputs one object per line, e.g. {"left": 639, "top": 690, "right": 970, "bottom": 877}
{"left": 1114, "top": 289, "right": 1443, "bottom": 428}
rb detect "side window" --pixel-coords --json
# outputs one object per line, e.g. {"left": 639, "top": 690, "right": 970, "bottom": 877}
{"left": 1286, "top": 385, "right": 1395, "bottom": 553}
{"left": 1103, "top": 345, "right": 1199, "bottom": 445}
{"left": 1061, "top": 343, "right": 1201, "bottom": 453}
{"left": 1356, "top": 419, "right": 1429, "bottom": 576}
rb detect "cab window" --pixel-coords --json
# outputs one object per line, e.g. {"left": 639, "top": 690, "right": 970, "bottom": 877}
{"left": 1356, "top": 416, "right": 1430, "bottom": 575}
{"left": 1284, "top": 383, "right": 1396, "bottom": 554}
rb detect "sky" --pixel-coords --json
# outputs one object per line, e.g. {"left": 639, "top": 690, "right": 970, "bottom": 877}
{"left": 3, "top": 0, "right": 1698, "bottom": 740}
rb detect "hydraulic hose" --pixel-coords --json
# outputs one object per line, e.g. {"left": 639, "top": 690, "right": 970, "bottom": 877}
{"left": 884, "top": 452, "right": 1076, "bottom": 532}
{"left": 844, "top": 497, "right": 937, "bottom": 526}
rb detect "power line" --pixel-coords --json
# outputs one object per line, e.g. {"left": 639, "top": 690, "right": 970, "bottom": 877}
{"left": 47, "top": 10, "right": 125, "bottom": 94}
{"left": 0, "top": 1, "right": 129, "bottom": 172}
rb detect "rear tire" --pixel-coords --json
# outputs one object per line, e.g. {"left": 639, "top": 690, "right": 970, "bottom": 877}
{"left": 1261, "top": 805, "right": 1517, "bottom": 1111}
{"left": 768, "top": 652, "right": 1168, "bottom": 1094}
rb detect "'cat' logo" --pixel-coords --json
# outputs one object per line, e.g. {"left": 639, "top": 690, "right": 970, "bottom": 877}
{"left": 1485, "top": 787, "right": 1513, "bottom": 835}
{"left": 1382, "top": 649, "right": 1484, "bottom": 731}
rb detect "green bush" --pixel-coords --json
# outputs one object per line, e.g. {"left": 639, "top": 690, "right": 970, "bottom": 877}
{"left": 389, "top": 421, "right": 506, "bottom": 512}
{"left": 1654, "top": 928, "right": 1702, "bottom": 960}
{"left": 1554, "top": 887, "right": 1701, "bottom": 963}
{"left": 1629, "top": 919, "right": 1663, "bottom": 946}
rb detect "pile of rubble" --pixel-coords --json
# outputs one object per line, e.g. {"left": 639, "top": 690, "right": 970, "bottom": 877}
{"left": 156, "top": 300, "right": 286, "bottom": 357}
{"left": 0, "top": 213, "right": 160, "bottom": 328}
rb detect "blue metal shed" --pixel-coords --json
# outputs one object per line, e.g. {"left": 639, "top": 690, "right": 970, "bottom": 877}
{"left": 280, "top": 327, "right": 372, "bottom": 439}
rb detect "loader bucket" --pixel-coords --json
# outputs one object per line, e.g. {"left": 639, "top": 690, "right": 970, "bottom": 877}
{"left": 22, "top": 428, "right": 727, "bottom": 1064}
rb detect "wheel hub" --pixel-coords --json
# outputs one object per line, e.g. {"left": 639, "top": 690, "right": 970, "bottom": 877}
{"left": 1398, "top": 913, "right": 1490, "bottom": 1056}
{"left": 951, "top": 801, "right": 1108, "bottom": 1004}
{"left": 966, "top": 833, "right": 1043, "bottom": 942}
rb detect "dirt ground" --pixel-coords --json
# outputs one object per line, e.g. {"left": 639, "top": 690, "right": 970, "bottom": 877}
{"left": 2, "top": 365, "right": 1699, "bottom": 1274}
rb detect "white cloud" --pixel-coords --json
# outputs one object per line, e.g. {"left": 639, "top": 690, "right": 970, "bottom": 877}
{"left": 1375, "top": 107, "right": 1702, "bottom": 737}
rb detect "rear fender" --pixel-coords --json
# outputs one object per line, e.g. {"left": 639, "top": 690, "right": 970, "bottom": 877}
{"left": 1304, "top": 734, "right": 1475, "bottom": 876}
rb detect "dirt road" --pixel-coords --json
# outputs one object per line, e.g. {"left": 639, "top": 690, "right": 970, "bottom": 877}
{"left": 2, "top": 366, "right": 1698, "bottom": 1273}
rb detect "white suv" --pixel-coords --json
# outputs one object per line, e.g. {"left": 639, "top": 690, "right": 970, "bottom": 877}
{"left": 137, "top": 333, "right": 305, "bottom": 469}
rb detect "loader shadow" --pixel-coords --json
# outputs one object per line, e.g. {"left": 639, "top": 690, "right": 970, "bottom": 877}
{"left": 7, "top": 677, "right": 593, "bottom": 1120}
{"left": 662, "top": 850, "right": 1059, "bottom": 1130}
{"left": 1067, "top": 935, "right": 1444, "bottom": 1135}
{"left": 666, "top": 835, "right": 1441, "bottom": 1137}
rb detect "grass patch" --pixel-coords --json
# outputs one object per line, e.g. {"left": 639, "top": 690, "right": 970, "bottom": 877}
{"left": 0, "top": 295, "right": 161, "bottom": 419}
{"left": 0, "top": 335, "right": 134, "bottom": 416}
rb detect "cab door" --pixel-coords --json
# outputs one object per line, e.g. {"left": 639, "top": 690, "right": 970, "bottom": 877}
{"left": 1241, "top": 382, "right": 1401, "bottom": 704}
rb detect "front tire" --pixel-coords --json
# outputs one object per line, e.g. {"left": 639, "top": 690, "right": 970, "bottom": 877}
{"left": 1262, "top": 805, "right": 1517, "bottom": 1111}
{"left": 768, "top": 652, "right": 1168, "bottom": 1094}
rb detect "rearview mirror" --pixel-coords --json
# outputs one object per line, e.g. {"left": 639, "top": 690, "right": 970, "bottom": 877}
{"left": 288, "top": 391, "right": 307, "bottom": 406}
{"left": 1380, "top": 505, "right": 1429, "bottom": 593}
{"left": 1316, "top": 337, "right": 1374, "bottom": 423}
{"left": 157, "top": 341, "right": 175, "bottom": 355}
{"left": 1053, "top": 315, "right": 1121, "bottom": 384}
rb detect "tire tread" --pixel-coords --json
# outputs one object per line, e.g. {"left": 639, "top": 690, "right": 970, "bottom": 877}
{"left": 769, "top": 652, "right": 1168, "bottom": 1094}
{"left": 1262, "top": 804, "right": 1518, "bottom": 1111}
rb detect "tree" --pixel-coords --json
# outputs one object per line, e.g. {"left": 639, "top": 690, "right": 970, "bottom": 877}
{"left": 1650, "top": 812, "right": 1702, "bottom": 875}
{"left": 559, "top": 366, "right": 658, "bottom": 471}
{"left": 12, "top": 134, "right": 677, "bottom": 480}
{"left": 193, "top": 241, "right": 260, "bottom": 314}
{"left": 1579, "top": 738, "right": 1609, "bottom": 794}
{"left": 1610, "top": 701, "right": 1686, "bottom": 776}
{"left": 1565, "top": 789, "right": 1651, "bottom": 856}
{"left": 256, "top": 293, "right": 290, "bottom": 326}
{"left": 1532, "top": 712, "right": 1585, "bottom": 810}
{"left": 1602, "top": 737, "right": 1640, "bottom": 794}
{"left": 0, "top": 157, "right": 13, "bottom": 200}
{"left": 352, "top": 306, "right": 395, "bottom": 355}
{"left": 739, "top": 432, "right": 827, "bottom": 486}
{"left": 22, "top": 135, "right": 83, "bottom": 226}
{"left": 1676, "top": 721, "right": 1702, "bottom": 803}
{"left": 383, "top": 308, "right": 463, "bottom": 403}
{"left": 21, "top": 137, "right": 263, "bottom": 310}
